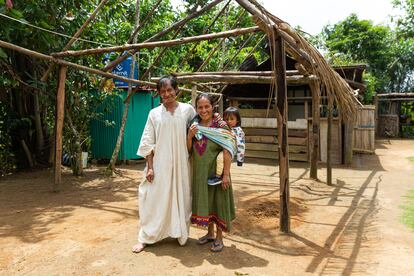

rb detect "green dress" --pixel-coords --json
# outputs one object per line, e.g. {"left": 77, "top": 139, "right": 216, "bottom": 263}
{"left": 191, "top": 135, "right": 236, "bottom": 232}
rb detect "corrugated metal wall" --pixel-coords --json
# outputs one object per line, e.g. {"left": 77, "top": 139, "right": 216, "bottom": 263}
{"left": 90, "top": 91, "right": 159, "bottom": 160}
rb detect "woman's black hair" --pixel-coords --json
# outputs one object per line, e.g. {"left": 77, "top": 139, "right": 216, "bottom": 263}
{"left": 157, "top": 75, "right": 178, "bottom": 91}
{"left": 195, "top": 93, "right": 214, "bottom": 108}
{"left": 223, "top": 106, "right": 242, "bottom": 127}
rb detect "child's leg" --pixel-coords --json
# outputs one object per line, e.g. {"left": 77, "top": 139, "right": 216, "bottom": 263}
{"left": 215, "top": 151, "right": 224, "bottom": 177}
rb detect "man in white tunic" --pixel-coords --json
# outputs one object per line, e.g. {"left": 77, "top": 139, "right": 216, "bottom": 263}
{"left": 132, "top": 75, "right": 195, "bottom": 253}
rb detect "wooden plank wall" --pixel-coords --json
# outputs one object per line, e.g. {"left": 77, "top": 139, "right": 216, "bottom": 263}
{"left": 241, "top": 109, "right": 308, "bottom": 162}
{"left": 354, "top": 105, "right": 375, "bottom": 153}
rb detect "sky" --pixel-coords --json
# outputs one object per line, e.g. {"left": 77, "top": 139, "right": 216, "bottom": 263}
{"left": 171, "top": 0, "right": 402, "bottom": 35}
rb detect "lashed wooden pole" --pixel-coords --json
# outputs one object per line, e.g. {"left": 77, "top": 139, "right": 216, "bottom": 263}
{"left": 0, "top": 40, "right": 205, "bottom": 95}
{"left": 54, "top": 65, "right": 67, "bottom": 192}
{"left": 52, "top": 26, "right": 261, "bottom": 57}
{"left": 152, "top": 74, "right": 317, "bottom": 84}
{"left": 275, "top": 36, "right": 290, "bottom": 233}
{"left": 41, "top": 0, "right": 110, "bottom": 82}
{"left": 327, "top": 95, "right": 333, "bottom": 185}
{"left": 309, "top": 80, "right": 320, "bottom": 180}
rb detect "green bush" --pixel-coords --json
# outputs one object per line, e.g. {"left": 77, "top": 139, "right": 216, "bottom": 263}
{"left": 0, "top": 102, "right": 16, "bottom": 176}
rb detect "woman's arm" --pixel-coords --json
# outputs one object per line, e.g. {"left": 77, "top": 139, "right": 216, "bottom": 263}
{"left": 187, "top": 124, "right": 198, "bottom": 152}
{"left": 222, "top": 149, "right": 232, "bottom": 190}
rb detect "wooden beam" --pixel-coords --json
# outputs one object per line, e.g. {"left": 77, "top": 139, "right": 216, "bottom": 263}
{"left": 327, "top": 96, "right": 333, "bottom": 185}
{"left": 54, "top": 65, "right": 67, "bottom": 192}
{"left": 0, "top": 40, "right": 207, "bottom": 95}
{"left": 52, "top": 26, "right": 261, "bottom": 58}
{"left": 152, "top": 74, "right": 316, "bottom": 84}
{"left": 173, "top": 70, "right": 301, "bottom": 76}
{"left": 275, "top": 37, "right": 290, "bottom": 233}
{"left": 41, "top": 0, "right": 110, "bottom": 82}
{"left": 309, "top": 80, "right": 320, "bottom": 180}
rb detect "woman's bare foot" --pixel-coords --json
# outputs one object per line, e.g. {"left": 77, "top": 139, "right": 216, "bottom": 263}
{"left": 132, "top": 242, "right": 146, "bottom": 253}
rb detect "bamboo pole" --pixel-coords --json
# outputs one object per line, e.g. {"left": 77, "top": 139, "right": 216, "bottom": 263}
{"left": 54, "top": 65, "right": 67, "bottom": 192}
{"left": 327, "top": 95, "right": 333, "bottom": 185}
{"left": 0, "top": 40, "right": 206, "bottom": 95}
{"left": 275, "top": 37, "right": 290, "bottom": 233}
{"left": 41, "top": 0, "right": 110, "bottom": 82}
{"left": 309, "top": 80, "right": 320, "bottom": 180}
{"left": 52, "top": 26, "right": 261, "bottom": 57}
{"left": 152, "top": 74, "right": 316, "bottom": 84}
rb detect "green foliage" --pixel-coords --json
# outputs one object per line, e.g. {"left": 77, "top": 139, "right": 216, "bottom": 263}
{"left": 400, "top": 189, "right": 414, "bottom": 230}
{"left": 0, "top": 102, "right": 16, "bottom": 176}
{"left": 362, "top": 72, "right": 377, "bottom": 104}
{"left": 320, "top": 11, "right": 414, "bottom": 94}
{"left": 0, "top": 0, "right": 265, "bottom": 174}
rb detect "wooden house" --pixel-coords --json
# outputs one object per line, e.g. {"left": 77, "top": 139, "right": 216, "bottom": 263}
{"left": 222, "top": 57, "right": 368, "bottom": 163}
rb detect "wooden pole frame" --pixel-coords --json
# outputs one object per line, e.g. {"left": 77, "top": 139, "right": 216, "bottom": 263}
{"left": 151, "top": 74, "right": 317, "bottom": 84}
{"left": 309, "top": 80, "right": 320, "bottom": 179}
{"left": 54, "top": 65, "right": 67, "bottom": 192}
{"left": 275, "top": 36, "right": 290, "bottom": 233}
{"left": 52, "top": 26, "right": 261, "bottom": 58}
{"left": 0, "top": 40, "right": 206, "bottom": 95}
{"left": 327, "top": 95, "right": 333, "bottom": 185}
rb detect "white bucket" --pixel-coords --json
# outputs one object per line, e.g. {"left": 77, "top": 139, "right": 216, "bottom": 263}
{"left": 81, "top": 152, "right": 88, "bottom": 168}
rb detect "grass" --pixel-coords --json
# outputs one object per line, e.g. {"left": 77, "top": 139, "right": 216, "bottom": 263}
{"left": 408, "top": 156, "right": 414, "bottom": 163}
{"left": 401, "top": 189, "right": 414, "bottom": 230}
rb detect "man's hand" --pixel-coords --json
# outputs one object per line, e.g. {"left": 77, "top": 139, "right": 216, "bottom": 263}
{"left": 146, "top": 168, "right": 154, "bottom": 183}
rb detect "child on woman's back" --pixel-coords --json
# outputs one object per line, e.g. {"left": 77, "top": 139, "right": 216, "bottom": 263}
{"left": 208, "top": 107, "right": 245, "bottom": 185}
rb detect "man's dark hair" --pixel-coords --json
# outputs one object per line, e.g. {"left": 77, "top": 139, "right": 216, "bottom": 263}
{"left": 157, "top": 75, "right": 178, "bottom": 91}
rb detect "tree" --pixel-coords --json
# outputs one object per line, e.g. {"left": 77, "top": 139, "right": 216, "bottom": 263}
{"left": 319, "top": 12, "right": 414, "bottom": 97}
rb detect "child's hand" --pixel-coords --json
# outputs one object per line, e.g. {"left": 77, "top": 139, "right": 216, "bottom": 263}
{"left": 221, "top": 174, "right": 230, "bottom": 190}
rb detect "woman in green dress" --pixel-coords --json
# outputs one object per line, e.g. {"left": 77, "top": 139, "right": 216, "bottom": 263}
{"left": 187, "top": 93, "right": 236, "bottom": 252}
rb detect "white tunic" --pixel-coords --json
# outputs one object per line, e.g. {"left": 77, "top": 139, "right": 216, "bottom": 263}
{"left": 137, "top": 102, "right": 196, "bottom": 245}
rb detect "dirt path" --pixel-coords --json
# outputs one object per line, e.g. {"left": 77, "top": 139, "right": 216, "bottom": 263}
{"left": 1, "top": 139, "right": 414, "bottom": 275}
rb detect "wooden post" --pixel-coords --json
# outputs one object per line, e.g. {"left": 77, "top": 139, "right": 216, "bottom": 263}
{"left": 191, "top": 85, "right": 197, "bottom": 106}
{"left": 309, "top": 81, "right": 320, "bottom": 180}
{"left": 373, "top": 93, "right": 379, "bottom": 137}
{"left": 343, "top": 116, "right": 354, "bottom": 165}
{"left": 54, "top": 65, "right": 67, "bottom": 192}
{"left": 327, "top": 96, "right": 333, "bottom": 185}
{"left": 275, "top": 37, "right": 290, "bottom": 233}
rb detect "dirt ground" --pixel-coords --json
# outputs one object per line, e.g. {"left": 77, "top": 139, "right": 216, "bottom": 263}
{"left": 1, "top": 139, "right": 414, "bottom": 275}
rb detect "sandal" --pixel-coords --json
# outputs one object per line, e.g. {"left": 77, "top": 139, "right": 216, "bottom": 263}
{"left": 197, "top": 235, "right": 215, "bottom": 245}
{"left": 210, "top": 240, "right": 224, "bottom": 252}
